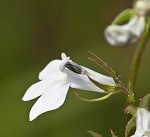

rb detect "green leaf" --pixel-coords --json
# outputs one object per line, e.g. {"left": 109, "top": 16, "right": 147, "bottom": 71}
{"left": 110, "top": 129, "right": 118, "bottom": 137}
{"left": 87, "top": 131, "right": 102, "bottom": 137}
{"left": 125, "top": 116, "right": 136, "bottom": 137}
{"left": 139, "top": 93, "right": 150, "bottom": 110}
{"left": 112, "top": 9, "right": 134, "bottom": 25}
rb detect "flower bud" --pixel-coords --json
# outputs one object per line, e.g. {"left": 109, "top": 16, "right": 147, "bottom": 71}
{"left": 104, "top": 25, "right": 132, "bottom": 46}
{"left": 104, "top": 16, "right": 145, "bottom": 46}
{"left": 134, "top": 0, "right": 150, "bottom": 16}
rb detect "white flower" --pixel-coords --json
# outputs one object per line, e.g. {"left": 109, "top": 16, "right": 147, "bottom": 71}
{"left": 22, "top": 53, "right": 115, "bottom": 121}
{"left": 131, "top": 108, "right": 150, "bottom": 137}
{"left": 104, "top": 16, "right": 145, "bottom": 46}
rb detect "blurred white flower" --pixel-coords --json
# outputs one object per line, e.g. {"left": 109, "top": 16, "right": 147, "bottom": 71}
{"left": 104, "top": 16, "right": 145, "bottom": 46}
{"left": 131, "top": 108, "right": 150, "bottom": 137}
{"left": 22, "top": 53, "right": 115, "bottom": 121}
{"left": 135, "top": 0, "right": 150, "bottom": 16}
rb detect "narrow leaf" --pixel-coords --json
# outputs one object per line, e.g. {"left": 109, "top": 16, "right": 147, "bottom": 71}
{"left": 87, "top": 131, "right": 102, "bottom": 137}
{"left": 112, "top": 9, "right": 134, "bottom": 25}
{"left": 125, "top": 116, "right": 136, "bottom": 137}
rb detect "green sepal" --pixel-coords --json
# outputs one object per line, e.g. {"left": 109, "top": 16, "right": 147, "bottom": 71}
{"left": 76, "top": 92, "right": 113, "bottom": 102}
{"left": 125, "top": 105, "right": 137, "bottom": 116}
{"left": 88, "top": 51, "right": 128, "bottom": 94}
{"left": 139, "top": 93, "right": 150, "bottom": 110}
{"left": 88, "top": 51, "right": 119, "bottom": 83}
{"left": 110, "top": 130, "right": 118, "bottom": 137}
{"left": 87, "top": 131, "right": 102, "bottom": 137}
{"left": 88, "top": 75, "right": 120, "bottom": 93}
{"left": 125, "top": 116, "right": 136, "bottom": 137}
{"left": 112, "top": 9, "right": 134, "bottom": 25}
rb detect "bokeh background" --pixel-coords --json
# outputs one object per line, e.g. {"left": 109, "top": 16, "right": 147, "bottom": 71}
{"left": 1, "top": 0, "right": 150, "bottom": 137}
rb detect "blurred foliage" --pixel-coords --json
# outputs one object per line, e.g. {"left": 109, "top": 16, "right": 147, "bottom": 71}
{"left": 0, "top": 0, "right": 150, "bottom": 137}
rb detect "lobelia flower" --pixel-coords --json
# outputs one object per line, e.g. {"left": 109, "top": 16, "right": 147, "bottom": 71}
{"left": 22, "top": 53, "right": 115, "bottom": 121}
{"left": 131, "top": 108, "right": 150, "bottom": 137}
{"left": 104, "top": 16, "right": 145, "bottom": 46}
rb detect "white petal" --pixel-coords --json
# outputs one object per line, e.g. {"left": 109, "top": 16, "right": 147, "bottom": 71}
{"left": 39, "top": 60, "right": 62, "bottom": 80}
{"left": 82, "top": 66, "right": 115, "bottom": 86}
{"left": 22, "top": 81, "right": 46, "bottom": 101}
{"left": 128, "top": 16, "right": 145, "bottom": 37}
{"left": 104, "top": 16, "right": 145, "bottom": 46}
{"left": 29, "top": 82, "right": 70, "bottom": 121}
{"left": 137, "top": 108, "right": 150, "bottom": 131}
{"left": 66, "top": 70, "right": 104, "bottom": 92}
{"left": 104, "top": 25, "right": 132, "bottom": 46}
{"left": 61, "top": 53, "right": 67, "bottom": 60}
{"left": 23, "top": 70, "right": 62, "bottom": 101}
{"left": 133, "top": 108, "right": 150, "bottom": 136}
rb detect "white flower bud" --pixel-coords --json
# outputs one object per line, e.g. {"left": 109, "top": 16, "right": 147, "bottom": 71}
{"left": 104, "top": 16, "right": 145, "bottom": 46}
{"left": 104, "top": 25, "right": 132, "bottom": 46}
{"left": 128, "top": 16, "right": 145, "bottom": 37}
{"left": 134, "top": 0, "right": 150, "bottom": 16}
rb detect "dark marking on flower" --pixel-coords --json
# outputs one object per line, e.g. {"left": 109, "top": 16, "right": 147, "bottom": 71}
{"left": 65, "top": 62, "right": 83, "bottom": 74}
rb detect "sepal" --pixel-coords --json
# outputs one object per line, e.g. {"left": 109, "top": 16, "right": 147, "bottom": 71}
{"left": 88, "top": 52, "right": 128, "bottom": 94}
{"left": 112, "top": 9, "right": 134, "bottom": 25}
{"left": 110, "top": 130, "right": 118, "bottom": 137}
{"left": 125, "top": 105, "right": 137, "bottom": 116}
{"left": 76, "top": 92, "right": 113, "bottom": 102}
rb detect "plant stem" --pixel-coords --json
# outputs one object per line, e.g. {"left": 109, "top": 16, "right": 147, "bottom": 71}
{"left": 127, "top": 27, "right": 150, "bottom": 103}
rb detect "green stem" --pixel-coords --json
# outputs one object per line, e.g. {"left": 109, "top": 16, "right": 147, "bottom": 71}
{"left": 127, "top": 26, "right": 150, "bottom": 103}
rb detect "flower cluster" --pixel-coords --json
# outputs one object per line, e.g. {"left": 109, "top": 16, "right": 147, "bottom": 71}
{"left": 104, "top": 0, "right": 150, "bottom": 46}
{"left": 22, "top": 1, "right": 150, "bottom": 137}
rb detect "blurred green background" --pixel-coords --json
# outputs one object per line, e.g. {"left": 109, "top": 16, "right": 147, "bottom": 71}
{"left": 1, "top": 0, "right": 150, "bottom": 137}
